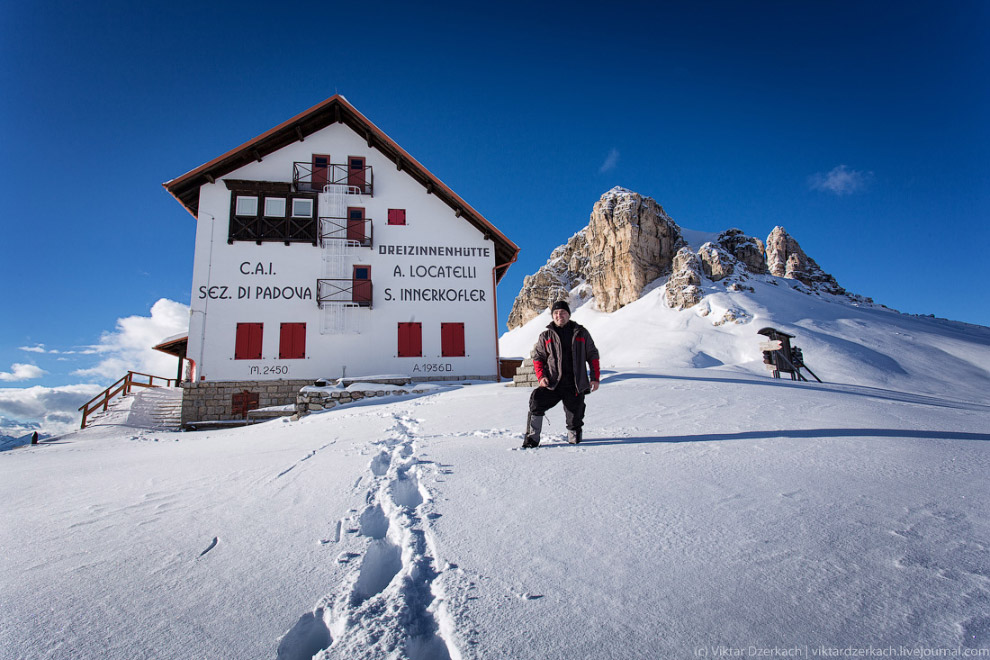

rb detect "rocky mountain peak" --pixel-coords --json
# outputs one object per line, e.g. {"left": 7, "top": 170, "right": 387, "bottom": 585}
{"left": 506, "top": 188, "right": 866, "bottom": 329}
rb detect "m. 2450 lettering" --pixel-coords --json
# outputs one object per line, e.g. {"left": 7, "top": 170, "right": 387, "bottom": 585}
{"left": 249, "top": 365, "right": 289, "bottom": 376}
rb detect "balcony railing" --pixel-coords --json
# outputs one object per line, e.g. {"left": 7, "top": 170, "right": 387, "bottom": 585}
{"left": 320, "top": 217, "right": 373, "bottom": 248}
{"left": 294, "top": 162, "right": 374, "bottom": 195}
{"left": 317, "top": 279, "right": 373, "bottom": 308}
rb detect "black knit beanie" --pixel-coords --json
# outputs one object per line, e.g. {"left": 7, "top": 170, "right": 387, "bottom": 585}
{"left": 551, "top": 300, "right": 571, "bottom": 314}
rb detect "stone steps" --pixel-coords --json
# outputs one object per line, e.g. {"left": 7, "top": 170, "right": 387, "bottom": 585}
{"left": 507, "top": 358, "right": 538, "bottom": 388}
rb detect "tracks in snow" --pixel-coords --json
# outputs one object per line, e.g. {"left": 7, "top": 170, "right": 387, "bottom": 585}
{"left": 277, "top": 412, "right": 460, "bottom": 660}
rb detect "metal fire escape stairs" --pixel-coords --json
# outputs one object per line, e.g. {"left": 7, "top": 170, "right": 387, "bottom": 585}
{"left": 319, "top": 183, "right": 357, "bottom": 335}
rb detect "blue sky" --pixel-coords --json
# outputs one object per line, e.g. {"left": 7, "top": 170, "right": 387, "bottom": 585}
{"left": 1, "top": 1, "right": 987, "bottom": 431}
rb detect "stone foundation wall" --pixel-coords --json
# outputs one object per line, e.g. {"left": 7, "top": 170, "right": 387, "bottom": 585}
{"left": 181, "top": 375, "right": 498, "bottom": 426}
{"left": 181, "top": 380, "right": 312, "bottom": 427}
{"left": 298, "top": 386, "right": 429, "bottom": 415}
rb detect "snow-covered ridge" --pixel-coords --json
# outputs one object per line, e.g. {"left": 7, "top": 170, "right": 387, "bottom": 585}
{"left": 501, "top": 266, "right": 990, "bottom": 402}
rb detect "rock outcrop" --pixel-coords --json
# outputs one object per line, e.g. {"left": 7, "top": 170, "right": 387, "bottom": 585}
{"left": 717, "top": 228, "right": 767, "bottom": 274}
{"left": 664, "top": 247, "right": 705, "bottom": 310}
{"left": 765, "top": 226, "right": 845, "bottom": 295}
{"left": 698, "top": 242, "right": 736, "bottom": 282}
{"left": 587, "top": 188, "right": 686, "bottom": 313}
{"left": 506, "top": 230, "right": 590, "bottom": 329}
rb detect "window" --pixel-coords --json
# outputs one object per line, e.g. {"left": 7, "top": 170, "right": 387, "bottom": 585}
{"left": 398, "top": 322, "right": 422, "bottom": 357}
{"left": 387, "top": 209, "right": 406, "bottom": 226}
{"left": 292, "top": 198, "right": 314, "bottom": 218}
{"left": 234, "top": 323, "right": 263, "bottom": 360}
{"left": 236, "top": 196, "right": 258, "bottom": 216}
{"left": 279, "top": 323, "right": 306, "bottom": 359}
{"left": 265, "top": 197, "right": 286, "bottom": 217}
{"left": 441, "top": 323, "right": 465, "bottom": 357}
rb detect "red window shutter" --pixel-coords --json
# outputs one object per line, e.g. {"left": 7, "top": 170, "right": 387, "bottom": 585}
{"left": 387, "top": 209, "right": 406, "bottom": 225}
{"left": 235, "top": 323, "right": 263, "bottom": 360}
{"left": 279, "top": 323, "right": 306, "bottom": 359}
{"left": 441, "top": 323, "right": 465, "bottom": 357}
{"left": 398, "top": 322, "right": 422, "bottom": 357}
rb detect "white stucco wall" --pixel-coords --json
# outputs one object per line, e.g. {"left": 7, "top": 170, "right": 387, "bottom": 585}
{"left": 187, "top": 122, "right": 500, "bottom": 382}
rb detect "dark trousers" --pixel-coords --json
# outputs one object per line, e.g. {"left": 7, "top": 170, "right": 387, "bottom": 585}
{"left": 529, "top": 385, "right": 586, "bottom": 431}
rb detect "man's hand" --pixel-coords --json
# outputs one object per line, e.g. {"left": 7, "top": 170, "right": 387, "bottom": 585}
{"left": 538, "top": 377, "right": 550, "bottom": 388}
{"left": 589, "top": 381, "right": 600, "bottom": 392}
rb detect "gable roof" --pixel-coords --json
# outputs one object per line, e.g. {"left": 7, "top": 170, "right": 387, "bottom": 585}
{"left": 163, "top": 95, "right": 519, "bottom": 280}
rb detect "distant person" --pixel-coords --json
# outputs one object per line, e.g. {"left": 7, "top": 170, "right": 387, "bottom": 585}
{"left": 31, "top": 432, "right": 39, "bottom": 445}
{"left": 523, "top": 300, "right": 601, "bottom": 448}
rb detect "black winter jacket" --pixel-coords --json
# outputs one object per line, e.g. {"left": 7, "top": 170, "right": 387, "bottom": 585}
{"left": 532, "top": 321, "right": 601, "bottom": 394}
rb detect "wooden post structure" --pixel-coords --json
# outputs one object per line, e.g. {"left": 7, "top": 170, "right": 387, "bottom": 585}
{"left": 758, "top": 327, "right": 822, "bottom": 383}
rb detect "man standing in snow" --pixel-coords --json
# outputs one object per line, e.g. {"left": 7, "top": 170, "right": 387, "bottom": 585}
{"left": 523, "top": 300, "right": 601, "bottom": 448}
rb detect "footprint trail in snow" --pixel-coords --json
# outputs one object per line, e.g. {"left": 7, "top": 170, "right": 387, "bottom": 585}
{"left": 276, "top": 412, "right": 459, "bottom": 660}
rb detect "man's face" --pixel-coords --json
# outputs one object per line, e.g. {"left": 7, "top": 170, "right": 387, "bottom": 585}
{"left": 552, "top": 309, "right": 570, "bottom": 327}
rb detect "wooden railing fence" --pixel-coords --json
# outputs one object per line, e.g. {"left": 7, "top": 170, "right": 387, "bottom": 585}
{"left": 78, "top": 371, "right": 176, "bottom": 429}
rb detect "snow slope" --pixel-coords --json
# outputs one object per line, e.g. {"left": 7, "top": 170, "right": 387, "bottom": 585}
{"left": 501, "top": 275, "right": 990, "bottom": 401}
{"left": 3, "top": 290, "right": 990, "bottom": 659}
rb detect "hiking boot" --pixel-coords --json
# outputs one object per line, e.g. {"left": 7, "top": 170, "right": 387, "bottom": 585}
{"left": 567, "top": 429, "right": 582, "bottom": 445}
{"left": 523, "top": 413, "right": 543, "bottom": 448}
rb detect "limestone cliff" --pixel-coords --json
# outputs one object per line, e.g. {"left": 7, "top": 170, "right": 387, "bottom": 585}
{"left": 586, "top": 187, "right": 686, "bottom": 313}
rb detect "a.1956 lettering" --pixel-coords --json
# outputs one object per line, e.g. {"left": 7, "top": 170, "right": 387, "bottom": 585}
{"left": 412, "top": 363, "right": 453, "bottom": 373}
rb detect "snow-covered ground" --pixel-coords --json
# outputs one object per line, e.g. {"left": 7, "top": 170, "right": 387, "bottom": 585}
{"left": 3, "top": 285, "right": 990, "bottom": 659}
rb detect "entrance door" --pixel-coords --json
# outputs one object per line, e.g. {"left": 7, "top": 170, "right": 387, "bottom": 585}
{"left": 352, "top": 265, "right": 371, "bottom": 306}
{"left": 347, "top": 207, "right": 366, "bottom": 245}
{"left": 347, "top": 156, "right": 366, "bottom": 193}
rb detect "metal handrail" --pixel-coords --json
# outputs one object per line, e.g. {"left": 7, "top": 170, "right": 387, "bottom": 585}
{"left": 319, "top": 217, "right": 374, "bottom": 248}
{"left": 317, "top": 279, "right": 373, "bottom": 309}
{"left": 78, "top": 371, "right": 176, "bottom": 429}
{"left": 293, "top": 162, "right": 374, "bottom": 195}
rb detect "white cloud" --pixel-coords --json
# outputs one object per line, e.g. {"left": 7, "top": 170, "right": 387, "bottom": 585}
{"left": 808, "top": 164, "right": 873, "bottom": 196}
{"left": 19, "top": 344, "right": 49, "bottom": 354}
{"left": 19, "top": 343, "right": 99, "bottom": 355}
{"left": 0, "top": 363, "right": 48, "bottom": 382}
{"left": 599, "top": 148, "right": 620, "bottom": 174}
{"left": 0, "top": 384, "right": 105, "bottom": 436}
{"left": 72, "top": 299, "right": 189, "bottom": 380}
